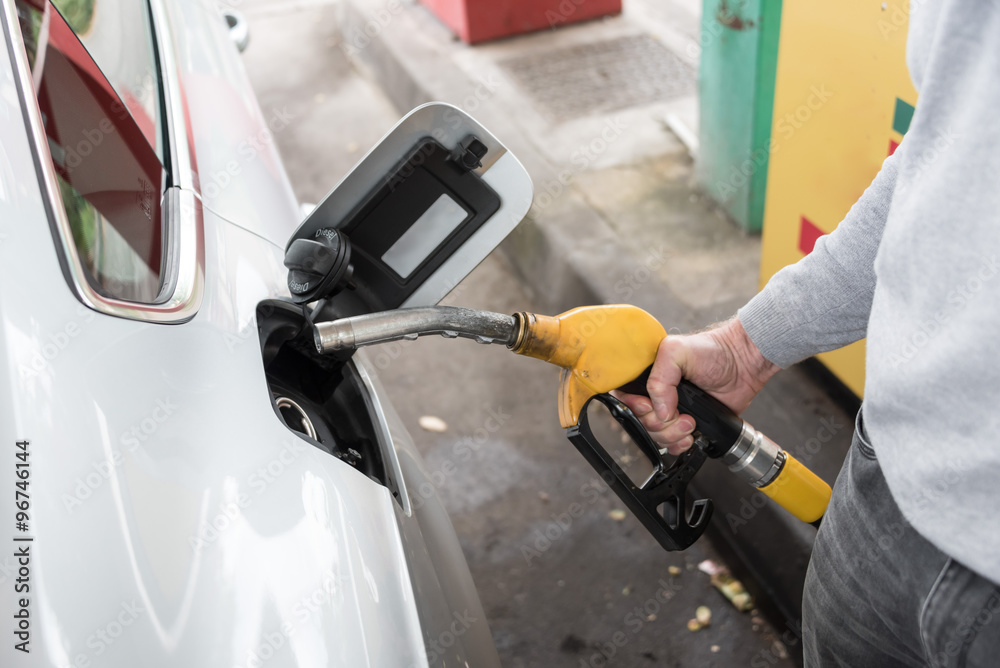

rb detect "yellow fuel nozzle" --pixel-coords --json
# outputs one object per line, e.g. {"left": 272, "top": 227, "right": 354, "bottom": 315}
{"left": 510, "top": 304, "right": 832, "bottom": 526}
{"left": 759, "top": 451, "right": 832, "bottom": 524}
{"left": 312, "top": 303, "right": 832, "bottom": 531}
{"left": 510, "top": 305, "right": 667, "bottom": 428}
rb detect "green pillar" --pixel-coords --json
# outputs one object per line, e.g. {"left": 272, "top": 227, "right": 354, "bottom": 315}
{"left": 695, "top": 0, "right": 782, "bottom": 233}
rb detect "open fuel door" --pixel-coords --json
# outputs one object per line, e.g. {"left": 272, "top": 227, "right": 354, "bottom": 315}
{"left": 283, "top": 103, "right": 533, "bottom": 317}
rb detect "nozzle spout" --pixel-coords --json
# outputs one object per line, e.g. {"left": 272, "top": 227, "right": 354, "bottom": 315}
{"left": 314, "top": 306, "right": 518, "bottom": 354}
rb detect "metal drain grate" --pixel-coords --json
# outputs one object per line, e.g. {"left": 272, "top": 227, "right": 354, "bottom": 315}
{"left": 499, "top": 35, "right": 695, "bottom": 121}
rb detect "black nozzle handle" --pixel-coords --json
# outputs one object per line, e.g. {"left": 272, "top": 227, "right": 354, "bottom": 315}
{"left": 617, "top": 367, "right": 743, "bottom": 459}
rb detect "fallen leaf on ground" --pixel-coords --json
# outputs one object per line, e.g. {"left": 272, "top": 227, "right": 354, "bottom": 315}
{"left": 697, "top": 559, "right": 725, "bottom": 576}
{"left": 696, "top": 606, "right": 712, "bottom": 626}
{"left": 418, "top": 415, "right": 448, "bottom": 433}
{"left": 731, "top": 591, "right": 753, "bottom": 611}
{"left": 698, "top": 560, "right": 755, "bottom": 611}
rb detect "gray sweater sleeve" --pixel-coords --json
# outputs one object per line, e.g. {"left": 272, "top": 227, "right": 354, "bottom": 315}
{"left": 737, "top": 151, "right": 900, "bottom": 368}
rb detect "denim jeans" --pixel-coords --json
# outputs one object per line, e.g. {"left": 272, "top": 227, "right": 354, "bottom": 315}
{"left": 802, "top": 408, "right": 1000, "bottom": 667}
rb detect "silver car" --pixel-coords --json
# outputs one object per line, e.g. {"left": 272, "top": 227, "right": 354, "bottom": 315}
{"left": 0, "top": 0, "right": 531, "bottom": 665}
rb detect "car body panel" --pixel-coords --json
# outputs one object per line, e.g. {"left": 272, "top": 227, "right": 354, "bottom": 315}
{"left": 160, "top": 0, "right": 302, "bottom": 247}
{"left": 0, "top": 0, "right": 502, "bottom": 665}
{"left": 0, "top": 104, "right": 427, "bottom": 664}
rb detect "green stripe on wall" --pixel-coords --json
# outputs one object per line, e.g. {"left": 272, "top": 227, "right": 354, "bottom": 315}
{"left": 747, "top": 0, "right": 783, "bottom": 233}
{"left": 892, "top": 97, "right": 915, "bottom": 135}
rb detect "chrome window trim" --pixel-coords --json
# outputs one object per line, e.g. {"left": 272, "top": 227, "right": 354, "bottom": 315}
{"left": 1, "top": 0, "right": 204, "bottom": 324}
{"left": 148, "top": 0, "right": 194, "bottom": 193}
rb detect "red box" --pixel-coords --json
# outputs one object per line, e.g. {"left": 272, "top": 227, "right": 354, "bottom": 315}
{"left": 418, "top": 0, "right": 623, "bottom": 44}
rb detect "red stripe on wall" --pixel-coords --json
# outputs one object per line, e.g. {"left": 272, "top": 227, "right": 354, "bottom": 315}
{"left": 798, "top": 216, "right": 825, "bottom": 256}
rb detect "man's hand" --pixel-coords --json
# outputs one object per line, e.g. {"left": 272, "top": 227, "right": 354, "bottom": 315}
{"left": 614, "top": 318, "right": 778, "bottom": 455}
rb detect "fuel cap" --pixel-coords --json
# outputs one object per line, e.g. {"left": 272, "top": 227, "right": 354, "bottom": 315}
{"left": 284, "top": 228, "right": 354, "bottom": 304}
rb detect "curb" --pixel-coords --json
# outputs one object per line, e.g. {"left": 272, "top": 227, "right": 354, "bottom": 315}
{"left": 338, "top": 0, "right": 820, "bottom": 637}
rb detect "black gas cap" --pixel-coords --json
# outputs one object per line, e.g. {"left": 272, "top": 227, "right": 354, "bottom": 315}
{"left": 284, "top": 227, "right": 354, "bottom": 304}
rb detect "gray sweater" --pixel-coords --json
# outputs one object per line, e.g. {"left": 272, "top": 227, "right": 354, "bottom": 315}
{"left": 738, "top": 0, "right": 1000, "bottom": 584}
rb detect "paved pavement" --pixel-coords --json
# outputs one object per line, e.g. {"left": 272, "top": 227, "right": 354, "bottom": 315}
{"left": 235, "top": 1, "right": 843, "bottom": 665}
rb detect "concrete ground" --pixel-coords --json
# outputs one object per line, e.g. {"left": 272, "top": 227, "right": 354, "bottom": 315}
{"left": 238, "top": 1, "right": 800, "bottom": 666}
{"left": 329, "top": 0, "right": 860, "bottom": 649}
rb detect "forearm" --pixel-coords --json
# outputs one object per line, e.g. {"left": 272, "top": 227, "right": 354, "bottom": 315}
{"left": 739, "top": 151, "right": 901, "bottom": 367}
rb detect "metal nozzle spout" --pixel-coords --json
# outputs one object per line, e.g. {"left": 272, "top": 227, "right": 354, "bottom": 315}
{"left": 313, "top": 306, "right": 519, "bottom": 354}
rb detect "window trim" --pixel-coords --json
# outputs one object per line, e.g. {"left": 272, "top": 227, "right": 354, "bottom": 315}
{"left": 1, "top": 0, "right": 204, "bottom": 324}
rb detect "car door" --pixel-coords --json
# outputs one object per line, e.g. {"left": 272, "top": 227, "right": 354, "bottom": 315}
{"left": 1, "top": 1, "right": 430, "bottom": 666}
{"left": 1, "top": 1, "right": 531, "bottom": 666}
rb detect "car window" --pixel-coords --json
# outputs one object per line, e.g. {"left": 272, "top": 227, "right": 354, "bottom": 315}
{"left": 54, "top": 0, "right": 165, "bottom": 160}
{"left": 16, "top": 0, "right": 168, "bottom": 303}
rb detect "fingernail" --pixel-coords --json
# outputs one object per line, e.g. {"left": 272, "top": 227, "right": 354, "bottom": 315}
{"left": 680, "top": 419, "right": 695, "bottom": 433}
{"left": 668, "top": 435, "right": 694, "bottom": 455}
{"left": 636, "top": 401, "right": 652, "bottom": 414}
{"left": 654, "top": 403, "right": 669, "bottom": 421}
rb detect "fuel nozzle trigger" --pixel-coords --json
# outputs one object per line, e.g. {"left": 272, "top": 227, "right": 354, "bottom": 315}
{"left": 565, "top": 393, "right": 713, "bottom": 551}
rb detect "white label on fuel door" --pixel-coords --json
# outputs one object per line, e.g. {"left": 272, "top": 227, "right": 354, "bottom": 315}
{"left": 381, "top": 194, "right": 470, "bottom": 279}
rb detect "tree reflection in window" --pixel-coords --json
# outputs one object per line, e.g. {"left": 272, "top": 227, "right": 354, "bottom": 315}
{"left": 16, "top": 0, "right": 166, "bottom": 303}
